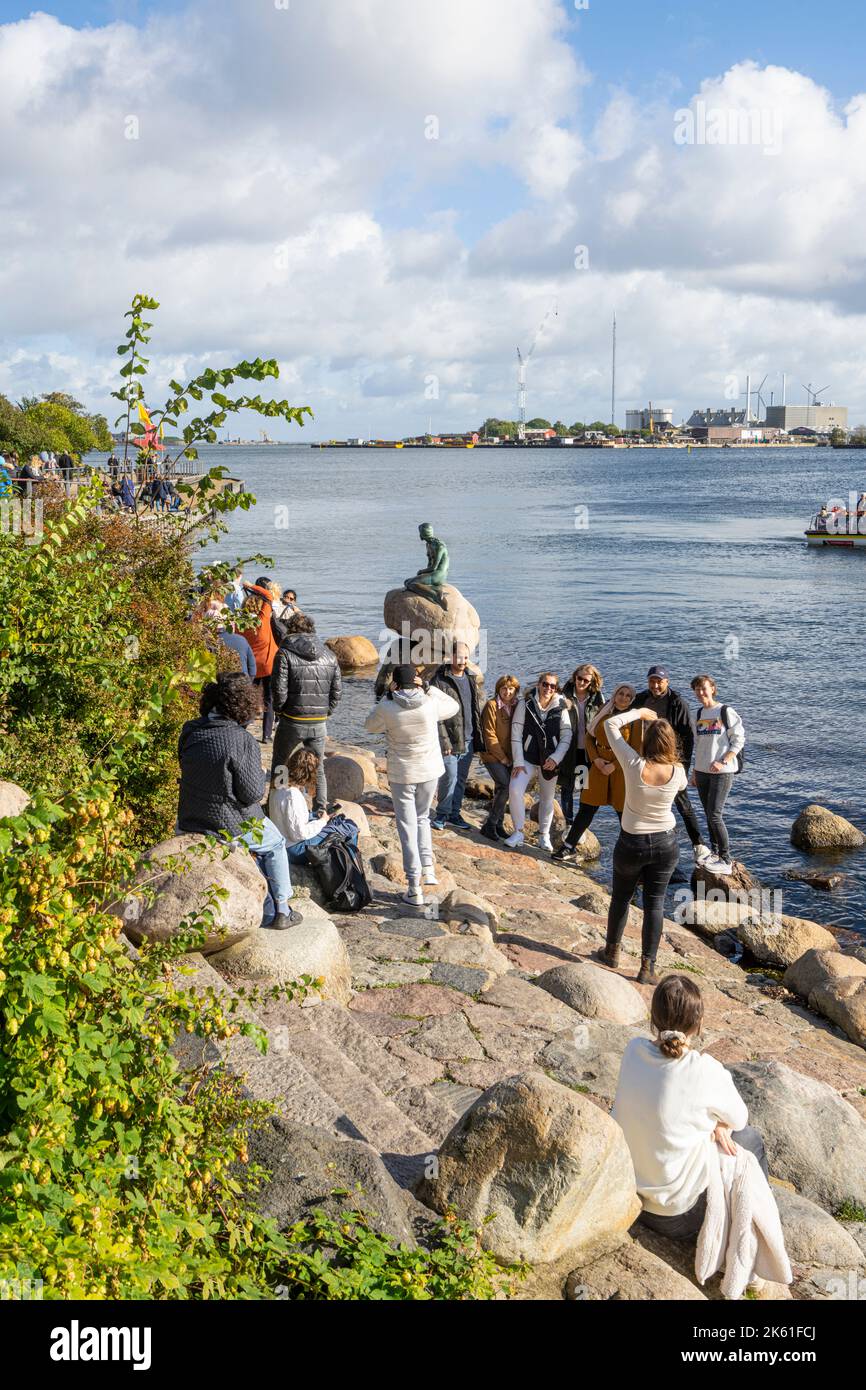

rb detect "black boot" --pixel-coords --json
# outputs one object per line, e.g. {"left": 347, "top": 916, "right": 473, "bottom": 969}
{"left": 637, "top": 956, "right": 659, "bottom": 985}
{"left": 479, "top": 823, "right": 499, "bottom": 843}
{"left": 494, "top": 822, "right": 510, "bottom": 841}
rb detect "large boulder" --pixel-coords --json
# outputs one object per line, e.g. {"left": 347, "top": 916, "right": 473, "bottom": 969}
{"left": 324, "top": 635, "right": 380, "bottom": 672}
{"left": 809, "top": 976, "right": 866, "bottom": 1050}
{"left": 0, "top": 781, "right": 31, "bottom": 819}
{"left": 784, "top": 948, "right": 866, "bottom": 1000}
{"left": 791, "top": 804, "right": 865, "bottom": 852}
{"left": 674, "top": 897, "right": 757, "bottom": 936}
{"left": 772, "top": 1186, "right": 865, "bottom": 1269}
{"left": 324, "top": 752, "right": 378, "bottom": 801}
{"left": 250, "top": 1115, "right": 417, "bottom": 1246}
{"left": 118, "top": 833, "right": 262, "bottom": 954}
{"left": 730, "top": 1061, "right": 866, "bottom": 1210}
{"left": 417, "top": 1071, "right": 640, "bottom": 1264}
{"left": 737, "top": 914, "right": 837, "bottom": 970}
{"left": 383, "top": 584, "right": 481, "bottom": 660}
{"left": 330, "top": 799, "right": 372, "bottom": 837}
{"left": 536, "top": 961, "right": 648, "bottom": 1025}
{"left": 210, "top": 902, "right": 352, "bottom": 1005}
{"left": 539, "top": 1020, "right": 645, "bottom": 1101}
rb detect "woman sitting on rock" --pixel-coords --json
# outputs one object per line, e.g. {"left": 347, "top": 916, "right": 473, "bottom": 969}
{"left": 478, "top": 674, "right": 519, "bottom": 843}
{"left": 553, "top": 682, "right": 640, "bottom": 860}
{"left": 268, "top": 747, "right": 330, "bottom": 862}
{"left": 505, "top": 673, "right": 572, "bottom": 852}
{"left": 176, "top": 672, "right": 302, "bottom": 930}
{"left": 613, "top": 976, "right": 790, "bottom": 1298}
{"left": 364, "top": 665, "right": 460, "bottom": 906}
{"left": 597, "top": 706, "right": 685, "bottom": 984}
{"left": 690, "top": 674, "right": 745, "bottom": 878}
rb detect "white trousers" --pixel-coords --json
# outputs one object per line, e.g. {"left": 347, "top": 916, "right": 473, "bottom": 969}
{"left": 391, "top": 778, "right": 438, "bottom": 885}
{"left": 509, "top": 763, "right": 558, "bottom": 836}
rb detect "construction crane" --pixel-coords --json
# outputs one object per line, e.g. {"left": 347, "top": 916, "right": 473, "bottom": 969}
{"left": 517, "top": 303, "right": 557, "bottom": 442}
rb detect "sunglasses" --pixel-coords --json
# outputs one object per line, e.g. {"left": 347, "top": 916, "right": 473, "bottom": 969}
{"left": 539, "top": 681, "right": 558, "bottom": 691}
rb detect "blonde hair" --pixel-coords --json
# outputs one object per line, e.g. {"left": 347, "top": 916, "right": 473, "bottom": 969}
{"left": 643, "top": 718, "right": 680, "bottom": 765}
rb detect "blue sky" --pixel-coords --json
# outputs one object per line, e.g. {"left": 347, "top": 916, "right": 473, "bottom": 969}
{"left": 3, "top": 0, "right": 866, "bottom": 435}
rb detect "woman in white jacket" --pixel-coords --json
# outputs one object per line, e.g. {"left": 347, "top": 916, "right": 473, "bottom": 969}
{"left": 268, "top": 747, "right": 330, "bottom": 861}
{"left": 365, "top": 665, "right": 460, "bottom": 906}
{"left": 505, "top": 673, "right": 572, "bottom": 852}
{"left": 613, "top": 975, "right": 771, "bottom": 1238}
{"left": 690, "top": 674, "right": 745, "bottom": 877}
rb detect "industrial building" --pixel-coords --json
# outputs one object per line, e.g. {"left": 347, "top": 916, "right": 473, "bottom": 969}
{"left": 625, "top": 405, "right": 674, "bottom": 433}
{"left": 764, "top": 404, "right": 848, "bottom": 432}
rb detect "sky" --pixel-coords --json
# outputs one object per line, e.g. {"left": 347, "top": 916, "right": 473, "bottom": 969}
{"left": 2, "top": 0, "right": 866, "bottom": 439}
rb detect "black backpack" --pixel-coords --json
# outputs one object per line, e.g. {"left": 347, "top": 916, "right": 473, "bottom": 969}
{"left": 719, "top": 705, "right": 745, "bottom": 773}
{"left": 304, "top": 832, "right": 373, "bottom": 912}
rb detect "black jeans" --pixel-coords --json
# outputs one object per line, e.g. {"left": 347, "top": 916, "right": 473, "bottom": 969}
{"left": 695, "top": 771, "right": 734, "bottom": 860}
{"left": 272, "top": 717, "right": 328, "bottom": 814}
{"left": 565, "top": 800, "right": 621, "bottom": 848}
{"left": 674, "top": 784, "right": 703, "bottom": 847}
{"left": 637, "top": 1124, "right": 770, "bottom": 1240}
{"left": 559, "top": 750, "right": 588, "bottom": 822}
{"left": 482, "top": 760, "right": 511, "bottom": 829}
{"left": 607, "top": 827, "right": 680, "bottom": 960}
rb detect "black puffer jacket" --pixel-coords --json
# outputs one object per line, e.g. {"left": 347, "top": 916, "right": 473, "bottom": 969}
{"left": 177, "top": 715, "right": 265, "bottom": 837}
{"left": 272, "top": 634, "right": 342, "bottom": 720}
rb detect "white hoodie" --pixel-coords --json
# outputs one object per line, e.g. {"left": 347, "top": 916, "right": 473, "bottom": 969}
{"left": 365, "top": 686, "right": 460, "bottom": 785}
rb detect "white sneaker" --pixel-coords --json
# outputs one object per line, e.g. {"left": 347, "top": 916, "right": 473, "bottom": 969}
{"left": 708, "top": 855, "right": 734, "bottom": 876}
{"left": 504, "top": 831, "right": 524, "bottom": 849}
{"left": 694, "top": 844, "right": 713, "bottom": 866}
{"left": 402, "top": 886, "right": 425, "bottom": 906}
{"left": 422, "top": 866, "right": 438, "bottom": 886}
{"left": 537, "top": 835, "right": 553, "bottom": 852}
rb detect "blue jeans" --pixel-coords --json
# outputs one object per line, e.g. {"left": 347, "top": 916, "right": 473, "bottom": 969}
{"left": 237, "top": 816, "right": 293, "bottom": 919}
{"left": 436, "top": 740, "right": 474, "bottom": 822}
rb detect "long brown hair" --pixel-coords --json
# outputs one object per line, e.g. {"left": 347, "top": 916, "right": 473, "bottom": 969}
{"left": 651, "top": 975, "right": 704, "bottom": 1059}
{"left": 570, "top": 662, "right": 603, "bottom": 694}
{"left": 643, "top": 717, "right": 679, "bottom": 765}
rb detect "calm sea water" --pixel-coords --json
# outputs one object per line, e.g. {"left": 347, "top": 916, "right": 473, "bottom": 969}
{"left": 195, "top": 443, "right": 866, "bottom": 935}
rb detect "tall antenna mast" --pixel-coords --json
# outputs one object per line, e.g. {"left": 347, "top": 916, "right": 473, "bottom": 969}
{"left": 517, "top": 348, "right": 527, "bottom": 443}
{"left": 611, "top": 313, "right": 617, "bottom": 428}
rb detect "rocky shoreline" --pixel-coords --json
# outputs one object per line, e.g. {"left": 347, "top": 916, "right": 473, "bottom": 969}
{"left": 104, "top": 728, "right": 866, "bottom": 1302}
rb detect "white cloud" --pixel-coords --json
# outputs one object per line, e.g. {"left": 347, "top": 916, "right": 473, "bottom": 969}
{"left": 2, "top": 10, "right": 866, "bottom": 434}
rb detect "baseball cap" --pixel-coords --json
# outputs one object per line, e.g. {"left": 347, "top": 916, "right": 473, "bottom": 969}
{"left": 647, "top": 665, "right": 669, "bottom": 679}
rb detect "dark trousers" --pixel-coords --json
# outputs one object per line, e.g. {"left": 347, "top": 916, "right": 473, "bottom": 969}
{"left": 637, "top": 1125, "right": 770, "bottom": 1240}
{"left": 255, "top": 675, "right": 274, "bottom": 743}
{"left": 695, "top": 771, "right": 734, "bottom": 860}
{"left": 559, "top": 750, "right": 588, "bottom": 822}
{"left": 607, "top": 827, "right": 680, "bottom": 961}
{"left": 272, "top": 717, "right": 328, "bottom": 814}
{"left": 482, "top": 760, "right": 511, "bottom": 830}
{"left": 674, "top": 784, "right": 703, "bottom": 846}
{"left": 565, "top": 800, "right": 622, "bottom": 848}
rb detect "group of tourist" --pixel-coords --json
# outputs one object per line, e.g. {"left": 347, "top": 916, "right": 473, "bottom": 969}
{"left": 169, "top": 587, "right": 790, "bottom": 1293}
{"left": 0, "top": 450, "right": 75, "bottom": 493}
{"left": 367, "top": 646, "right": 744, "bottom": 986}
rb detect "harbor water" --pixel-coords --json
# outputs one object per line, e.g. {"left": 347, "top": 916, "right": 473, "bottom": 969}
{"left": 200, "top": 443, "right": 866, "bottom": 937}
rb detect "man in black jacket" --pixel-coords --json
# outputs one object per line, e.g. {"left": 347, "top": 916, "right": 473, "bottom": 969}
{"left": 430, "top": 640, "right": 485, "bottom": 830}
{"left": 635, "top": 665, "right": 711, "bottom": 865}
{"left": 271, "top": 612, "right": 342, "bottom": 814}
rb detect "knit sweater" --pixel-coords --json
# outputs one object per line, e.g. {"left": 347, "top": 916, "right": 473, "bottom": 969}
{"left": 612, "top": 1036, "right": 749, "bottom": 1217}
{"left": 606, "top": 710, "right": 687, "bottom": 833}
{"left": 177, "top": 715, "right": 265, "bottom": 837}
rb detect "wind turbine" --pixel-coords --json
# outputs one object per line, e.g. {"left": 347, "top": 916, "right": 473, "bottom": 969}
{"left": 801, "top": 382, "right": 830, "bottom": 429}
{"left": 754, "top": 375, "right": 769, "bottom": 421}
{"left": 517, "top": 303, "right": 558, "bottom": 442}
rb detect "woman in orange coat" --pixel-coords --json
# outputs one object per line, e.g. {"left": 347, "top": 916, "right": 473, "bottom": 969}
{"left": 238, "top": 577, "right": 279, "bottom": 743}
{"left": 552, "top": 683, "right": 643, "bottom": 859}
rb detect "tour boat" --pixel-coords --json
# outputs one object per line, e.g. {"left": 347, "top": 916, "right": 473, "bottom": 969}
{"left": 805, "top": 511, "right": 866, "bottom": 547}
